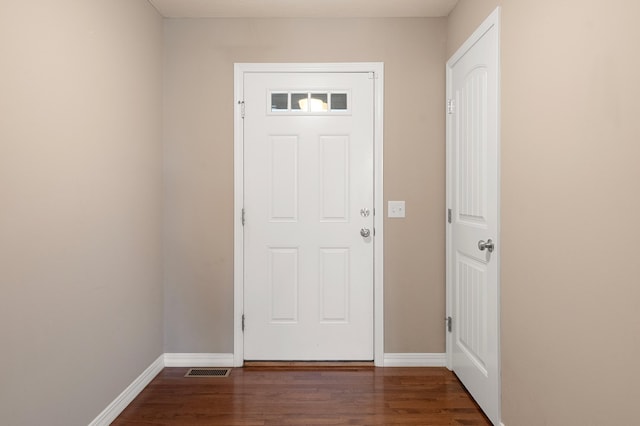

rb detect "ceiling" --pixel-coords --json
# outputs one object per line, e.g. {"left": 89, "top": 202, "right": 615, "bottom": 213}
{"left": 148, "top": 0, "right": 460, "bottom": 18}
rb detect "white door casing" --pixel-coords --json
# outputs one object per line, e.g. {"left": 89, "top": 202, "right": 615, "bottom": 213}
{"left": 234, "top": 63, "right": 384, "bottom": 366}
{"left": 446, "top": 8, "right": 501, "bottom": 425}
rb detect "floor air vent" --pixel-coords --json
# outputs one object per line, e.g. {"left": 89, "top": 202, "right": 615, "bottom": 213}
{"left": 184, "top": 368, "right": 231, "bottom": 378}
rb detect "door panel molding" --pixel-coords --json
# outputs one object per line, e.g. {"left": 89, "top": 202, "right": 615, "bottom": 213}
{"left": 234, "top": 63, "right": 384, "bottom": 367}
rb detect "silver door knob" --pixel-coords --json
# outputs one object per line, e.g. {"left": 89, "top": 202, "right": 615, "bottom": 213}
{"left": 478, "top": 239, "right": 495, "bottom": 253}
{"left": 360, "top": 228, "right": 371, "bottom": 238}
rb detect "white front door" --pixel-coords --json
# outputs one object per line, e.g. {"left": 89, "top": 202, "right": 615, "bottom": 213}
{"left": 447, "top": 9, "right": 501, "bottom": 425}
{"left": 243, "top": 71, "right": 374, "bottom": 360}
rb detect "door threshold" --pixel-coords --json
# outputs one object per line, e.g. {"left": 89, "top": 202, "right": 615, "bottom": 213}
{"left": 244, "top": 361, "right": 374, "bottom": 368}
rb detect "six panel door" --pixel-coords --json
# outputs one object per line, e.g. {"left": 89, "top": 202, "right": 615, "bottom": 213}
{"left": 243, "top": 72, "right": 375, "bottom": 360}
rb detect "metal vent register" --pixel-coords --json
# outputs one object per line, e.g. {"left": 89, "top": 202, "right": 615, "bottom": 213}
{"left": 184, "top": 368, "right": 231, "bottom": 378}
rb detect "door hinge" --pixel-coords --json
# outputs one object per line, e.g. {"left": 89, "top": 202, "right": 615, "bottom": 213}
{"left": 242, "top": 314, "right": 245, "bottom": 332}
{"left": 447, "top": 208, "right": 452, "bottom": 224}
{"left": 446, "top": 316, "right": 452, "bottom": 333}
{"left": 241, "top": 208, "right": 245, "bottom": 226}
{"left": 447, "top": 99, "right": 455, "bottom": 115}
{"left": 368, "top": 71, "right": 376, "bottom": 80}
{"left": 238, "top": 100, "right": 245, "bottom": 118}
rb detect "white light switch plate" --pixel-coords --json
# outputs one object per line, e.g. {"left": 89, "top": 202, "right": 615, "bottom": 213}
{"left": 388, "top": 201, "right": 406, "bottom": 218}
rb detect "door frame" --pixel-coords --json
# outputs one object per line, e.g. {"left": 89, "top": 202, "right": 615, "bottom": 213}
{"left": 445, "top": 5, "right": 501, "bottom": 417}
{"left": 233, "top": 62, "right": 385, "bottom": 367}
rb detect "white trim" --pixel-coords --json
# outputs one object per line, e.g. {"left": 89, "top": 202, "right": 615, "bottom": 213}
{"left": 164, "top": 353, "right": 235, "bottom": 367}
{"left": 234, "top": 62, "right": 384, "bottom": 367}
{"left": 372, "top": 64, "right": 385, "bottom": 367}
{"left": 233, "top": 63, "right": 245, "bottom": 368}
{"left": 383, "top": 353, "right": 447, "bottom": 367}
{"left": 88, "top": 354, "right": 164, "bottom": 426}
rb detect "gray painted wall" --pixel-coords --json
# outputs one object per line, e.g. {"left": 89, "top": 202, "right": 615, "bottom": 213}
{"left": 0, "top": 1, "right": 164, "bottom": 424}
{"left": 162, "top": 18, "right": 448, "bottom": 354}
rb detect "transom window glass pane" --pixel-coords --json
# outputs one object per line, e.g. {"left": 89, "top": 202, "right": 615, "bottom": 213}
{"left": 291, "top": 93, "right": 308, "bottom": 111}
{"left": 271, "top": 93, "right": 289, "bottom": 111}
{"left": 309, "top": 93, "right": 328, "bottom": 112}
{"left": 331, "top": 93, "right": 348, "bottom": 110}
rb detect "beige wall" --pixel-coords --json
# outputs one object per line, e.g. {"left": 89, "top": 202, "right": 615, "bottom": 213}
{"left": 0, "top": 1, "right": 163, "bottom": 425}
{"left": 448, "top": 1, "right": 640, "bottom": 424}
{"left": 163, "top": 18, "right": 448, "bottom": 353}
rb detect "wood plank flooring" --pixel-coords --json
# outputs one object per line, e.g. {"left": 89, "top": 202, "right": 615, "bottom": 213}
{"left": 113, "top": 366, "right": 491, "bottom": 425}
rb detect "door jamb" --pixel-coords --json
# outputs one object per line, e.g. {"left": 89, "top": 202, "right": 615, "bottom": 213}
{"left": 233, "top": 62, "right": 385, "bottom": 367}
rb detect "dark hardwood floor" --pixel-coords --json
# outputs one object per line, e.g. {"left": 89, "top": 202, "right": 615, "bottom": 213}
{"left": 113, "top": 366, "right": 491, "bottom": 425}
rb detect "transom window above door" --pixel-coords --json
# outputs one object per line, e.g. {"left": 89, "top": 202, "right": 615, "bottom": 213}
{"left": 269, "top": 91, "right": 350, "bottom": 114}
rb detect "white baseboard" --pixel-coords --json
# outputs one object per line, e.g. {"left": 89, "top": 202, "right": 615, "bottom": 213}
{"left": 383, "top": 353, "right": 447, "bottom": 367}
{"left": 88, "top": 354, "right": 164, "bottom": 426}
{"left": 164, "top": 352, "right": 235, "bottom": 367}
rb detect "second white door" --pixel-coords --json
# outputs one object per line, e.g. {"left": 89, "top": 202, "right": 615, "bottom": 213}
{"left": 243, "top": 72, "right": 374, "bottom": 360}
{"left": 447, "top": 8, "right": 500, "bottom": 425}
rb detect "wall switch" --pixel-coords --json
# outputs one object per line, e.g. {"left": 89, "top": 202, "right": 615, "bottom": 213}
{"left": 388, "top": 201, "right": 406, "bottom": 218}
